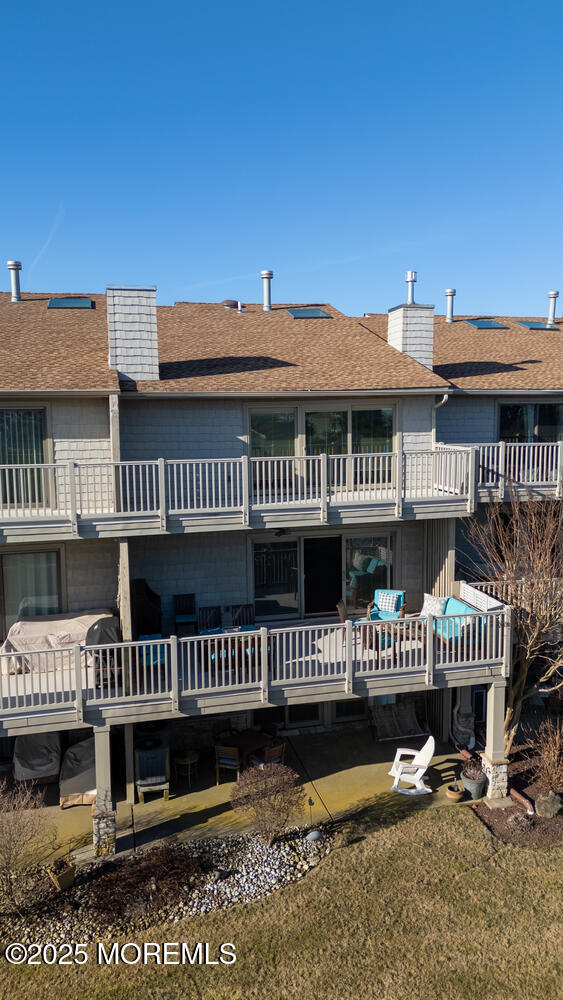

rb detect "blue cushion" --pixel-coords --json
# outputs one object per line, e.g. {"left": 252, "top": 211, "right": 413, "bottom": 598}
{"left": 218, "top": 757, "right": 238, "bottom": 766}
{"left": 200, "top": 627, "right": 222, "bottom": 636}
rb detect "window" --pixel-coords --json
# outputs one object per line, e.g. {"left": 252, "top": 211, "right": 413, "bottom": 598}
{"left": 499, "top": 403, "right": 563, "bottom": 443}
{"left": 351, "top": 409, "right": 393, "bottom": 453}
{"left": 305, "top": 411, "right": 347, "bottom": 455}
{"left": 345, "top": 535, "right": 393, "bottom": 613}
{"left": 286, "top": 308, "right": 331, "bottom": 319}
{"left": 250, "top": 411, "right": 296, "bottom": 457}
{"left": 287, "top": 702, "right": 320, "bottom": 724}
{"left": 48, "top": 297, "right": 94, "bottom": 309}
{"left": 0, "top": 409, "right": 46, "bottom": 504}
{"left": 0, "top": 550, "right": 61, "bottom": 637}
{"left": 253, "top": 541, "right": 299, "bottom": 619}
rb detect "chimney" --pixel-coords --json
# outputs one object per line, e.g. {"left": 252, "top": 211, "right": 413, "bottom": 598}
{"left": 547, "top": 290, "right": 558, "bottom": 328}
{"left": 6, "top": 261, "right": 22, "bottom": 302}
{"left": 445, "top": 288, "right": 456, "bottom": 323}
{"left": 261, "top": 269, "right": 273, "bottom": 311}
{"left": 387, "top": 271, "right": 434, "bottom": 370}
{"left": 107, "top": 285, "right": 159, "bottom": 383}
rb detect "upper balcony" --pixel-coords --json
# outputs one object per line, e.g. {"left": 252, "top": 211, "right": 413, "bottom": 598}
{"left": 0, "top": 442, "right": 560, "bottom": 543}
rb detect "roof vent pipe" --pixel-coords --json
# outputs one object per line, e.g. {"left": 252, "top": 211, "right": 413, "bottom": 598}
{"left": 405, "top": 270, "right": 417, "bottom": 305}
{"left": 261, "top": 269, "right": 273, "bottom": 311}
{"left": 7, "top": 261, "right": 22, "bottom": 303}
{"left": 445, "top": 288, "right": 456, "bottom": 323}
{"left": 547, "top": 290, "right": 558, "bottom": 328}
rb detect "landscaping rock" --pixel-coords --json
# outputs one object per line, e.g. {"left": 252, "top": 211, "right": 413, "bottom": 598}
{"left": 535, "top": 792, "right": 561, "bottom": 819}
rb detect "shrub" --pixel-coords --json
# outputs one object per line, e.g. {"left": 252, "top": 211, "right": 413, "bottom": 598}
{"left": 524, "top": 718, "right": 563, "bottom": 794}
{"left": 230, "top": 764, "right": 306, "bottom": 844}
{"left": 0, "top": 779, "right": 56, "bottom": 915}
{"left": 87, "top": 843, "right": 201, "bottom": 923}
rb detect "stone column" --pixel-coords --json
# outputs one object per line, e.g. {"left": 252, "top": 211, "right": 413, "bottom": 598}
{"left": 481, "top": 681, "right": 508, "bottom": 800}
{"left": 93, "top": 728, "right": 116, "bottom": 856}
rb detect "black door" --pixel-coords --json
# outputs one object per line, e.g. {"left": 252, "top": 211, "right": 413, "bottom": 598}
{"left": 304, "top": 537, "right": 342, "bottom": 615}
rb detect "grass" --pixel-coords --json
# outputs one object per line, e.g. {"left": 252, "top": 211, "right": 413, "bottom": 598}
{"left": 0, "top": 801, "right": 561, "bottom": 1000}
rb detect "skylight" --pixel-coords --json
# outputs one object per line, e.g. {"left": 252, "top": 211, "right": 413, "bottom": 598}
{"left": 518, "top": 321, "right": 557, "bottom": 330}
{"left": 286, "top": 308, "right": 331, "bottom": 319}
{"left": 48, "top": 297, "right": 94, "bottom": 309}
{"left": 465, "top": 319, "right": 508, "bottom": 330}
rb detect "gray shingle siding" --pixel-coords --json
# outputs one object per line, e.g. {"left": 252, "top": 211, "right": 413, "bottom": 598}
{"left": 436, "top": 396, "right": 496, "bottom": 444}
{"left": 120, "top": 399, "right": 245, "bottom": 460}
{"left": 107, "top": 286, "right": 159, "bottom": 382}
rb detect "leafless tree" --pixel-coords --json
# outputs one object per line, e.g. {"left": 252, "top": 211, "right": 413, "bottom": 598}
{"left": 465, "top": 493, "right": 563, "bottom": 755}
{"left": 0, "top": 779, "right": 56, "bottom": 915}
{"left": 231, "top": 763, "right": 306, "bottom": 844}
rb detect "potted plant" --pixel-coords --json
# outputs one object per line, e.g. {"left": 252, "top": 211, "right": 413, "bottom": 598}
{"left": 445, "top": 779, "right": 464, "bottom": 802}
{"left": 47, "top": 854, "right": 76, "bottom": 892}
{"left": 524, "top": 718, "right": 562, "bottom": 818}
{"left": 461, "top": 757, "right": 486, "bottom": 800}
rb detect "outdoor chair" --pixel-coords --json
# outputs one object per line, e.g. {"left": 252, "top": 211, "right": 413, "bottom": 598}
{"left": 249, "top": 743, "right": 285, "bottom": 768}
{"left": 367, "top": 589, "right": 405, "bottom": 621}
{"left": 215, "top": 745, "right": 241, "bottom": 784}
{"left": 199, "top": 605, "right": 222, "bottom": 634}
{"left": 388, "top": 735, "right": 435, "bottom": 795}
{"left": 231, "top": 603, "right": 255, "bottom": 628}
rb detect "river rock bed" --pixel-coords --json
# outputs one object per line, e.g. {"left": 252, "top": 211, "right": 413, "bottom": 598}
{"left": 1, "top": 830, "right": 331, "bottom": 944}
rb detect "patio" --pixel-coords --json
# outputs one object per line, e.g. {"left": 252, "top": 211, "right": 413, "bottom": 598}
{"left": 40, "top": 724, "right": 467, "bottom": 862}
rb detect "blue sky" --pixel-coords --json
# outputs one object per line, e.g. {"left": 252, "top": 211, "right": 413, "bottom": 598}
{"left": 3, "top": 1, "right": 563, "bottom": 317}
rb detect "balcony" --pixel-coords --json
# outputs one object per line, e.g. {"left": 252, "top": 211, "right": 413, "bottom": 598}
{"left": 0, "top": 600, "right": 511, "bottom": 733}
{"left": 0, "top": 443, "right": 560, "bottom": 543}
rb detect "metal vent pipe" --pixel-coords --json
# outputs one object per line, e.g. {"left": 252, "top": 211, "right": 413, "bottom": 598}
{"left": 7, "top": 261, "right": 22, "bottom": 302}
{"left": 261, "top": 269, "right": 273, "bottom": 311}
{"left": 445, "top": 288, "right": 456, "bottom": 323}
{"left": 405, "top": 270, "right": 417, "bottom": 305}
{"left": 547, "top": 290, "right": 558, "bottom": 328}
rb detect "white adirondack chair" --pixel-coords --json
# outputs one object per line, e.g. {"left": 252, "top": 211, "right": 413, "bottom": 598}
{"left": 388, "top": 735, "right": 435, "bottom": 795}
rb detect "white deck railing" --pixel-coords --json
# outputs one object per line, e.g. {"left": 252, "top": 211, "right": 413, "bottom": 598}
{"left": 0, "top": 442, "right": 559, "bottom": 529}
{"left": 0, "top": 608, "right": 510, "bottom": 719}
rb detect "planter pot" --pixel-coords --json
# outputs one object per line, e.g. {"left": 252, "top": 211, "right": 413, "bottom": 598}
{"left": 461, "top": 774, "right": 486, "bottom": 800}
{"left": 446, "top": 784, "right": 464, "bottom": 802}
{"left": 48, "top": 863, "right": 76, "bottom": 892}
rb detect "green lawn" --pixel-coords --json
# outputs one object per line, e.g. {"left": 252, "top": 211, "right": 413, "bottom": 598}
{"left": 1, "top": 801, "right": 561, "bottom": 1000}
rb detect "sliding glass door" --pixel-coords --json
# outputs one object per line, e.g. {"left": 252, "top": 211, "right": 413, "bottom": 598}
{"left": 0, "top": 409, "right": 46, "bottom": 504}
{"left": 0, "top": 550, "right": 61, "bottom": 636}
{"left": 345, "top": 535, "right": 393, "bottom": 614}
{"left": 499, "top": 403, "right": 563, "bottom": 442}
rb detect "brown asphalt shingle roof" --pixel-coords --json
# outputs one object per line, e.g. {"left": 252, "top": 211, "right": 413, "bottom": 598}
{"left": 362, "top": 313, "right": 563, "bottom": 392}
{"left": 1, "top": 291, "right": 561, "bottom": 395}
{"left": 0, "top": 292, "right": 118, "bottom": 393}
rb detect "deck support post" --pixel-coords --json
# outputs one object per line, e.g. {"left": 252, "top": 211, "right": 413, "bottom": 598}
{"left": 158, "top": 457, "right": 167, "bottom": 531}
{"left": 124, "top": 723, "right": 135, "bottom": 805}
{"left": 395, "top": 438, "right": 403, "bottom": 517}
{"left": 74, "top": 644, "right": 83, "bottom": 723}
{"left": 93, "top": 727, "right": 116, "bottom": 856}
{"left": 170, "top": 634, "right": 179, "bottom": 711}
{"left": 482, "top": 680, "right": 508, "bottom": 800}
{"left": 467, "top": 447, "right": 477, "bottom": 513}
{"left": 557, "top": 441, "right": 563, "bottom": 498}
{"left": 502, "top": 605, "right": 513, "bottom": 679}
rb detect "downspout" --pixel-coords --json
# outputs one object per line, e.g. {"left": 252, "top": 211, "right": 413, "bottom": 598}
{"left": 431, "top": 392, "right": 449, "bottom": 448}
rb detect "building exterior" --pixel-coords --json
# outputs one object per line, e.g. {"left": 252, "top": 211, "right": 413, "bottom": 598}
{"left": 0, "top": 266, "right": 561, "bottom": 845}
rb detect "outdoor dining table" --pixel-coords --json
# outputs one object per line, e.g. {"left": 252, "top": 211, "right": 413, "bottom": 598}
{"left": 219, "top": 728, "right": 271, "bottom": 767}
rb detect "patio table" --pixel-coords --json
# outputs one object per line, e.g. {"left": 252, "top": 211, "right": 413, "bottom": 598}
{"left": 219, "top": 729, "right": 271, "bottom": 767}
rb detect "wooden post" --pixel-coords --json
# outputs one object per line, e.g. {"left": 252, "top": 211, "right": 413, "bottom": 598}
{"left": 260, "top": 627, "right": 269, "bottom": 703}
{"left": 241, "top": 454, "right": 250, "bottom": 526}
{"left": 485, "top": 681, "right": 506, "bottom": 763}
{"left": 74, "top": 644, "right": 83, "bottom": 723}
{"left": 345, "top": 619, "right": 353, "bottom": 693}
{"left": 124, "top": 723, "right": 135, "bottom": 805}
{"left": 170, "top": 634, "right": 179, "bottom": 711}
{"left": 158, "top": 457, "right": 167, "bottom": 531}
{"left": 395, "top": 439, "right": 403, "bottom": 518}
{"left": 467, "top": 446, "right": 477, "bottom": 513}
{"left": 94, "top": 728, "right": 113, "bottom": 813}
{"left": 502, "top": 605, "right": 513, "bottom": 679}
{"left": 498, "top": 441, "right": 506, "bottom": 500}
{"left": 67, "top": 461, "right": 78, "bottom": 535}
{"left": 320, "top": 453, "right": 328, "bottom": 523}
{"left": 118, "top": 540, "right": 132, "bottom": 641}
{"left": 425, "top": 613, "right": 434, "bottom": 686}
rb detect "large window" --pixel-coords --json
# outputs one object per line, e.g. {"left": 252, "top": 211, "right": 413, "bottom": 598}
{"left": 305, "top": 411, "right": 347, "bottom": 455}
{"left": 0, "top": 550, "right": 61, "bottom": 637}
{"left": 499, "top": 403, "right": 563, "bottom": 443}
{"left": 345, "top": 535, "right": 393, "bottom": 613}
{"left": 251, "top": 411, "right": 296, "bottom": 457}
{"left": 0, "top": 409, "right": 46, "bottom": 504}
{"left": 253, "top": 541, "right": 299, "bottom": 619}
{"left": 352, "top": 408, "right": 393, "bottom": 453}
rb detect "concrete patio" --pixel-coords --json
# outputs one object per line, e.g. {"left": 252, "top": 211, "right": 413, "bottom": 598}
{"left": 38, "top": 724, "right": 468, "bottom": 863}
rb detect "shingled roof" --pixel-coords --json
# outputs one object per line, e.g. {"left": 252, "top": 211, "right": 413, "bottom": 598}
{"left": 1, "top": 290, "right": 561, "bottom": 395}
{"left": 0, "top": 292, "right": 118, "bottom": 393}
{"left": 362, "top": 313, "right": 563, "bottom": 392}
